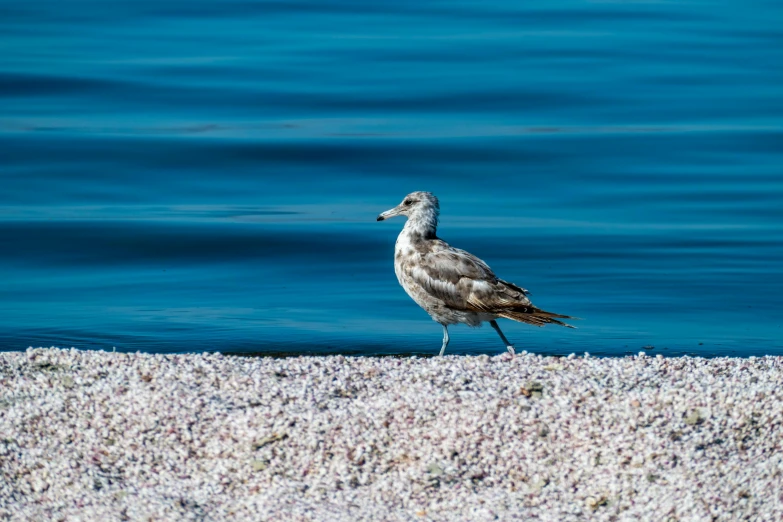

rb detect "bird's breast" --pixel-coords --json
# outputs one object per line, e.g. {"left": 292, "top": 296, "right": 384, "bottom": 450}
{"left": 393, "top": 233, "right": 420, "bottom": 292}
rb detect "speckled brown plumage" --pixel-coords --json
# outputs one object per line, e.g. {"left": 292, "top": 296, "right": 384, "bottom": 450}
{"left": 377, "top": 191, "right": 574, "bottom": 356}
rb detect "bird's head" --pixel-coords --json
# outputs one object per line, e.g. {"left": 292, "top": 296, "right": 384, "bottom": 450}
{"left": 377, "top": 191, "right": 440, "bottom": 236}
{"left": 377, "top": 191, "right": 439, "bottom": 222}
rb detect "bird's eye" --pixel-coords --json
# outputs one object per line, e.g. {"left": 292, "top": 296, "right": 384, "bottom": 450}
{"left": 403, "top": 199, "right": 412, "bottom": 206}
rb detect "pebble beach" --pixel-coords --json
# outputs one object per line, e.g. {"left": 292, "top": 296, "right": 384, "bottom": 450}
{"left": 1, "top": 348, "right": 782, "bottom": 521}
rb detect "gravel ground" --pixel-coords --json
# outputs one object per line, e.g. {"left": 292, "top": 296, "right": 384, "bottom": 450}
{"left": 1, "top": 348, "right": 782, "bottom": 521}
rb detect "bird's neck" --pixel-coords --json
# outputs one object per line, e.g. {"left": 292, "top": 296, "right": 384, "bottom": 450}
{"left": 403, "top": 210, "right": 438, "bottom": 239}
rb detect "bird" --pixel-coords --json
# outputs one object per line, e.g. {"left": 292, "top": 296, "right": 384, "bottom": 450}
{"left": 377, "top": 191, "right": 574, "bottom": 356}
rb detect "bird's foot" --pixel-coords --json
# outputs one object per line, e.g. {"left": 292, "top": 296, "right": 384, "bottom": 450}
{"left": 499, "top": 346, "right": 516, "bottom": 361}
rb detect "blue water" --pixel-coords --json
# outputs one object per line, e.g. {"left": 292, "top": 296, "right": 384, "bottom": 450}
{"left": 2, "top": 0, "right": 782, "bottom": 357}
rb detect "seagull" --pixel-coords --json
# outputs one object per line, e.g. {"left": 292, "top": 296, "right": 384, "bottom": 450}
{"left": 377, "top": 191, "right": 574, "bottom": 356}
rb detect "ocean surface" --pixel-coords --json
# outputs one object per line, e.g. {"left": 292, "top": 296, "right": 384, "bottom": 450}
{"left": 2, "top": 0, "right": 782, "bottom": 357}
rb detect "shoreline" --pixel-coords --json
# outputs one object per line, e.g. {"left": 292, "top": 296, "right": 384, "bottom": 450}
{"left": 1, "top": 348, "right": 782, "bottom": 520}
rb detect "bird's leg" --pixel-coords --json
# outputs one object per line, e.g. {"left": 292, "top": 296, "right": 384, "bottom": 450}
{"left": 438, "top": 324, "right": 450, "bottom": 356}
{"left": 489, "top": 320, "right": 515, "bottom": 356}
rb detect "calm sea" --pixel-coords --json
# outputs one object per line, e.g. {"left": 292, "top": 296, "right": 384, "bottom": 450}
{"left": 2, "top": 0, "right": 782, "bottom": 357}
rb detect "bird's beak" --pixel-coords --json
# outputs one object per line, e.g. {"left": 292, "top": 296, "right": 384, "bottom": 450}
{"left": 376, "top": 206, "right": 401, "bottom": 222}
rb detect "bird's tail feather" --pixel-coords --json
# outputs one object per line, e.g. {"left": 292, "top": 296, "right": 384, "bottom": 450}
{"left": 497, "top": 306, "right": 576, "bottom": 328}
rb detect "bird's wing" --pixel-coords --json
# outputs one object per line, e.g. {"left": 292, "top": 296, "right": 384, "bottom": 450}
{"left": 406, "top": 239, "right": 531, "bottom": 311}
